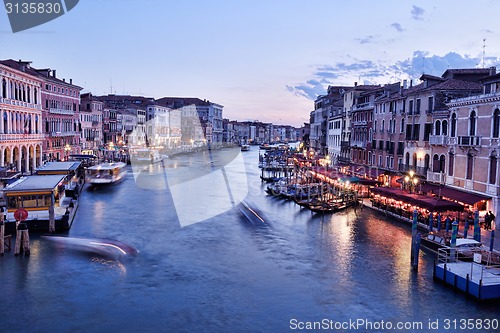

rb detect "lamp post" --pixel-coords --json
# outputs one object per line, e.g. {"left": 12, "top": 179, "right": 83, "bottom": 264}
{"left": 404, "top": 170, "right": 418, "bottom": 194}
{"left": 64, "top": 144, "right": 71, "bottom": 161}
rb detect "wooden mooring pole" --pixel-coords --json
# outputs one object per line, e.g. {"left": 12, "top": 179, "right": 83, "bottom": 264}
{"left": 0, "top": 214, "right": 4, "bottom": 255}
{"left": 14, "top": 222, "right": 30, "bottom": 256}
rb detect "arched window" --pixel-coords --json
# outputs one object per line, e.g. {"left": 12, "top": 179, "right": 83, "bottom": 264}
{"left": 400, "top": 118, "right": 405, "bottom": 133}
{"left": 27, "top": 86, "right": 30, "bottom": 103}
{"left": 493, "top": 109, "right": 500, "bottom": 138}
{"left": 432, "top": 154, "right": 440, "bottom": 172}
{"left": 405, "top": 152, "right": 410, "bottom": 166}
{"left": 382, "top": 120, "right": 385, "bottom": 132}
{"left": 413, "top": 152, "right": 417, "bottom": 168}
{"left": 435, "top": 120, "right": 441, "bottom": 135}
{"left": 489, "top": 152, "right": 497, "bottom": 185}
{"left": 34, "top": 88, "right": 37, "bottom": 104}
{"left": 469, "top": 110, "right": 476, "bottom": 136}
{"left": 448, "top": 151, "right": 454, "bottom": 176}
{"left": 439, "top": 155, "right": 446, "bottom": 173}
{"left": 451, "top": 113, "right": 457, "bottom": 137}
{"left": 424, "top": 154, "right": 430, "bottom": 172}
{"left": 1, "top": 79, "right": 6, "bottom": 98}
{"left": 466, "top": 152, "right": 474, "bottom": 180}
{"left": 3, "top": 112, "right": 7, "bottom": 134}
{"left": 442, "top": 120, "right": 448, "bottom": 135}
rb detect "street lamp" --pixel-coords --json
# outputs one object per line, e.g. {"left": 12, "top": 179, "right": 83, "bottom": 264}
{"left": 64, "top": 144, "right": 71, "bottom": 161}
{"left": 404, "top": 170, "right": 418, "bottom": 193}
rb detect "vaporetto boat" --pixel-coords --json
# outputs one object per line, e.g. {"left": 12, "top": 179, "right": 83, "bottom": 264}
{"left": 86, "top": 162, "right": 127, "bottom": 187}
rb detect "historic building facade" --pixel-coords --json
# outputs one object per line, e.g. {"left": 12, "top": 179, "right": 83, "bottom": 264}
{"left": 37, "top": 69, "right": 82, "bottom": 161}
{"left": 79, "top": 93, "right": 104, "bottom": 156}
{"left": 0, "top": 60, "right": 44, "bottom": 173}
{"left": 446, "top": 68, "right": 500, "bottom": 217}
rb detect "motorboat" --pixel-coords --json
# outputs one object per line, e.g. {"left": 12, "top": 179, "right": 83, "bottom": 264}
{"left": 86, "top": 162, "right": 127, "bottom": 187}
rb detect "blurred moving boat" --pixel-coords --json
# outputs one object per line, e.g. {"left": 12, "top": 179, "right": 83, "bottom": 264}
{"left": 86, "top": 162, "right": 127, "bottom": 187}
{"left": 42, "top": 235, "right": 138, "bottom": 260}
{"left": 131, "top": 148, "right": 163, "bottom": 164}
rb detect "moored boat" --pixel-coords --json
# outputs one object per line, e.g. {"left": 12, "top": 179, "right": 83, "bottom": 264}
{"left": 241, "top": 144, "right": 250, "bottom": 151}
{"left": 2, "top": 173, "right": 81, "bottom": 233}
{"left": 309, "top": 200, "right": 357, "bottom": 214}
{"left": 86, "top": 162, "right": 127, "bottom": 187}
{"left": 130, "top": 148, "right": 164, "bottom": 164}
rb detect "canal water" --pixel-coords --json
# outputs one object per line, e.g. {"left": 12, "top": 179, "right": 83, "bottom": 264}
{"left": 1, "top": 148, "right": 499, "bottom": 333}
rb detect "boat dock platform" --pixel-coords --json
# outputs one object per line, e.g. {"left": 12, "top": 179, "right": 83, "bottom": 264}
{"left": 433, "top": 248, "right": 500, "bottom": 300}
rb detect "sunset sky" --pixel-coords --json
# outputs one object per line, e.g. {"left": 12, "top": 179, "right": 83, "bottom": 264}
{"left": 2, "top": 0, "right": 500, "bottom": 127}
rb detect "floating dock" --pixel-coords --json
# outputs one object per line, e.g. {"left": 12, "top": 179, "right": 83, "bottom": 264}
{"left": 433, "top": 249, "right": 500, "bottom": 300}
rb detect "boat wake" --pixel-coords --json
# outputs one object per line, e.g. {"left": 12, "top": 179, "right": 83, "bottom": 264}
{"left": 238, "top": 200, "right": 269, "bottom": 225}
{"left": 42, "top": 235, "right": 138, "bottom": 261}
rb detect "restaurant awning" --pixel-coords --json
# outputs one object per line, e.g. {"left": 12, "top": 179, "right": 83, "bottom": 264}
{"left": 370, "top": 187, "right": 464, "bottom": 212}
{"left": 420, "top": 183, "right": 490, "bottom": 206}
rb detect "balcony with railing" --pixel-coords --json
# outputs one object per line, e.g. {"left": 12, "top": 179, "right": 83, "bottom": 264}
{"left": 458, "top": 136, "right": 481, "bottom": 147}
{"left": 398, "top": 164, "right": 428, "bottom": 177}
{"left": 0, "top": 133, "right": 45, "bottom": 141}
{"left": 429, "top": 135, "right": 449, "bottom": 146}
{"left": 49, "top": 131, "right": 78, "bottom": 137}
{"left": 0, "top": 97, "right": 42, "bottom": 110}
{"left": 351, "top": 141, "right": 367, "bottom": 148}
{"left": 49, "top": 108, "right": 74, "bottom": 115}
{"left": 352, "top": 102, "right": 374, "bottom": 111}
{"left": 338, "top": 156, "right": 351, "bottom": 164}
{"left": 427, "top": 171, "right": 446, "bottom": 184}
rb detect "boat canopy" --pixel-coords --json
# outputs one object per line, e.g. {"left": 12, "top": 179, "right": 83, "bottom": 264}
{"left": 36, "top": 161, "right": 82, "bottom": 174}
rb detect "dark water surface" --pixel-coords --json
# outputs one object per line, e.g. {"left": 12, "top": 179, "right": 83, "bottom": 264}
{"left": 1, "top": 148, "right": 499, "bottom": 333}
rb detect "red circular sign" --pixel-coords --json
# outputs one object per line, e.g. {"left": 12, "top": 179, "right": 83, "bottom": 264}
{"left": 14, "top": 208, "right": 29, "bottom": 222}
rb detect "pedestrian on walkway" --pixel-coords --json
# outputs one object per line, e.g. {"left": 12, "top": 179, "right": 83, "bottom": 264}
{"left": 485, "top": 212, "right": 491, "bottom": 230}
{"left": 489, "top": 211, "right": 495, "bottom": 230}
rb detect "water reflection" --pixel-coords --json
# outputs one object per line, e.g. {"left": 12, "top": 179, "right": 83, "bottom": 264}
{"left": 1, "top": 148, "right": 499, "bottom": 332}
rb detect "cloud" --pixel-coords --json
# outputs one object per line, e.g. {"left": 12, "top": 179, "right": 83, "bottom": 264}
{"left": 286, "top": 80, "right": 327, "bottom": 100}
{"left": 286, "top": 51, "right": 500, "bottom": 101}
{"left": 355, "top": 35, "right": 375, "bottom": 44}
{"left": 391, "top": 23, "right": 404, "bottom": 32}
{"left": 411, "top": 5, "right": 425, "bottom": 20}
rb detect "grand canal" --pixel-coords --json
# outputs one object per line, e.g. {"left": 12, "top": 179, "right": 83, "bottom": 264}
{"left": 1, "top": 148, "right": 499, "bottom": 333}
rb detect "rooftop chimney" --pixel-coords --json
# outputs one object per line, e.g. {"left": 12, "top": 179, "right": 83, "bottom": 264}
{"left": 63, "top": 78, "right": 66, "bottom": 82}
{"left": 70, "top": 78, "right": 73, "bottom": 85}
{"left": 490, "top": 66, "right": 496, "bottom": 76}
{"left": 52, "top": 70, "right": 56, "bottom": 78}
{"left": 354, "top": 82, "right": 358, "bottom": 87}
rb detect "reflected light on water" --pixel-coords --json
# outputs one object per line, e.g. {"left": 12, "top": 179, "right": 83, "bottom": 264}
{"left": 325, "top": 211, "right": 356, "bottom": 277}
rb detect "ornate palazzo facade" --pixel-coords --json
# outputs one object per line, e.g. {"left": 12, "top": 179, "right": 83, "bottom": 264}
{"left": 0, "top": 61, "right": 44, "bottom": 174}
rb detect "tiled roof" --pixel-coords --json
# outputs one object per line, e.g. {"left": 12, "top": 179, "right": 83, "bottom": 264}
{"left": 0, "top": 59, "right": 41, "bottom": 79}
{"left": 0, "top": 59, "right": 82, "bottom": 89}
{"left": 156, "top": 97, "right": 211, "bottom": 108}
{"left": 425, "top": 78, "right": 482, "bottom": 91}
{"left": 442, "top": 68, "right": 491, "bottom": 77}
